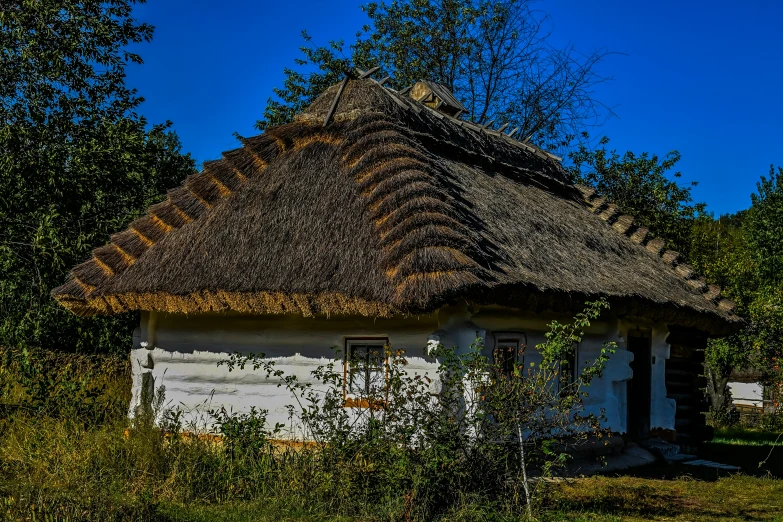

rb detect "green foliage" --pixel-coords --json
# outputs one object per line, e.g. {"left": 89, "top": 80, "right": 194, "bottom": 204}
{"left": 4, "top": 301, "right": 616, "bottom": 519}
{"left": 567, "top": 142, "right": 783, "bottom": 414}
{"left": 747, "top": 287, "right": 783, "bottom": 388}
{"left": 3, "top": 336, "right": 783, "bottom": 519}
{"left": 568, "top": 140, "right": 782, "bottom": 415}
{"left": 746, "top": 166, "right": 783, "bottom": 286}
{"left": 0, "top": 0, "right": 196, "bottom": 353}
{"left": 210, "top": 406, "right": 282, "bottom": 458}
{"left": 257, "top": 0, "right": 613, "bottom": 153}
{"left": 0, "top": 347, "right": 130, "bottom": 424}
{"left": 706, "top": 405, "right": 740, "bottom": 428}
{"left": 734, "top": 167, "right": 783, "bottom": 400}
{"left": 353, "top": 0, "right": 477, "bottom": 97}
{"left": 687, "top": 166, "right": 783, "bottom": 412}
{"left": 690, "top": 214, "right": 754, "bottom": 412}
{"left": 760, "top": 414, "right": 783, "bottom": 433}
{"left": 218, "top": 300, "right": 616, "bottom": 519}
{"left": 569, "top": 137, "right": 705, "bottom": 256}
{"left": 705, "top": 336, "right": 750, "bottom": 387}
{"left": 689, "top": 213, "right": 755, "bottom": 311}
{"left": 257, "top": 31, "right": 356, "bottom": 129}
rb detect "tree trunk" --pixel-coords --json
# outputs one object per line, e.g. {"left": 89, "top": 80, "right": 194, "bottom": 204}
{"left": 706, "top": 366, "right": 731, "bottom": 411}
{"left": 517, "top": 421, "right": 533, "bottom": 520}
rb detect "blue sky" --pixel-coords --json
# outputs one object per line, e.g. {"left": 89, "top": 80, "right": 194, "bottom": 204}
{"left": 125, "top": 0, "right": 782, "bottom": 216}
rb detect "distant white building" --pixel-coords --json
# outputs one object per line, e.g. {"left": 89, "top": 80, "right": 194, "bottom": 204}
{"left": 729, "top": 382, "right": 764, "bottom": 409}
{"left": 728, "top": 369, "right": 771, "bottom": 415}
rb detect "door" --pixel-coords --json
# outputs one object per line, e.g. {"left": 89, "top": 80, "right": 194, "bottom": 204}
{"left": 627, "top": 332, "right": 652, "bottom": 438}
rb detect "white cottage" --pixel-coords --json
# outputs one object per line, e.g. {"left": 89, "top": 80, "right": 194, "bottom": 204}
{"left": 53, "top": 78, "right": 741, "bottom": 448}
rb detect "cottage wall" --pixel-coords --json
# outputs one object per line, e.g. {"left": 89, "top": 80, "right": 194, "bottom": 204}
{"left": 130, "top": 308, "right": 676, "bottom": 437}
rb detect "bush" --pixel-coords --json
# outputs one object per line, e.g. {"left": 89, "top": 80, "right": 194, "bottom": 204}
{"left": 760, "top": 413, "right": 783, "bottom": 432}
{"left": 215, "top": 299, "right": 616, "bottom": 519}
{"left": 0, "top": 301, "right": 615, "bottom": 521}
{"left": 0, "top": 347, "right": 130, "bottom": 425}
{"left": 709, "top": 405, "right": 741, "bottom": 428}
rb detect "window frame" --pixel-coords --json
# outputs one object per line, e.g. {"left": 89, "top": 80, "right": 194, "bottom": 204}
{"left": 343, "top": 337, "right": 389, "bottom": 408}
{"left": 558, "top": 341, "right": 580, "bottom": 394}
{"left": 492, "top": 332, "right": 527, "bottom": 378}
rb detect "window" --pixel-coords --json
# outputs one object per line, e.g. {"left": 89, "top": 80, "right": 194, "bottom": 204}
{"left": 492, "top": 333, "right": 526, "bottom": 378}
{"left": 559, "top": 342, "right": 579, "bottom": 393}
{"left": 344, "top": 338, "right": 389, "bottom": 407}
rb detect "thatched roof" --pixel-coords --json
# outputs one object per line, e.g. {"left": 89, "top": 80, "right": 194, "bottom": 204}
{"left": 52, "top": 78, "right": 741, "bottom": 335}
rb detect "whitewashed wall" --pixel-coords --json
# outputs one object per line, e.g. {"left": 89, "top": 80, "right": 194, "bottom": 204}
{"left": 130, "top": 311, "right": 441, "bottom": 435}
{"left": 130, "top": 305, "right": 675, "bottom": 436}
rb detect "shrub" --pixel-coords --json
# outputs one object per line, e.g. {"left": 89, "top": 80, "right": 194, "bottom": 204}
{"left": 0, "top": 347, "right": 130, "bottom": 425}
{"left": 709, "top": 405, "right": 741, "bottom": 428}
{"left": 217, "top": 299, "right": 616, "bottom": 519}
{"left": 0, "top": 301, "right": 616, "bottom": 521}
{"left": 760, "top": 413, "right": 783, "bottom": 432}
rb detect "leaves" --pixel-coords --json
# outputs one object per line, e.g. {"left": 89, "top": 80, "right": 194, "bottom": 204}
{"left": 569, "top": 137, "right": 704, "bottom": 256}
{"left": 568, "top": 139, "right": 783, "bottom": 409}
{"left": 746, "top": 166, "right": 783, "bottom": 287}
{"left": 690, "top": 166, "right": 783, "bottom": 407}
{"left": 214, "top": 301, "right": 615, "bottom": 517}
{"left": 0, "top": 1, "right": 196, "bottom": 353}
{"left": 257, "top": 0, "right": 614, "bottom": 153}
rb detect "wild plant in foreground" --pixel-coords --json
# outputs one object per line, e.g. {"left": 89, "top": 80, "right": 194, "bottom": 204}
{"left": 0, "top": 300, "right": 615, "bottom": 521}
{"left": 217, "top": 299, "right": 616, "bottom": 519}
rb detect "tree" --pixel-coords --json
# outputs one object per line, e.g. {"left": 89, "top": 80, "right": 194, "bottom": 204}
{"left": 569, "top": 137, "right": 705, "bottom": 256}
{"left": 688, "top": 213, "right": 756, "bottom": 411}
{"left": 567, "top": 141, "right": 782, "bottom": 415}
{"left": 743, "top": 167, "right": 783, "bottom": 391}
{"left": 258, "top": 0, "right": 614, "bottom": 154}
{"left": 0, "top": 1, "right": 196, "bottom": 353}
{"left": 688, "top": 167, "right": 783, "bottom": 415}
{"left": 746, "top": 166, "right": 783, "bottom": 287}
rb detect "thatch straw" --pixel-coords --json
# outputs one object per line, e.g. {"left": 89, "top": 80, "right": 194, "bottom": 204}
{"left": 52, "top": 79, "right": 741, "bottom": 335}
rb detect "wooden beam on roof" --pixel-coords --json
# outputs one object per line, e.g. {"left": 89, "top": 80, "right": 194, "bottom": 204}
{"left": 380, "top": 87, "right": 412, "bottom": 111}
{"left": 323, "top": 76, "right": 350, "bottom": 127}
{"left": 497, "top": 122, "right": 509, "bottom": 133}
{"left": 356, "top": 66, "right": 380, "bottom": 79}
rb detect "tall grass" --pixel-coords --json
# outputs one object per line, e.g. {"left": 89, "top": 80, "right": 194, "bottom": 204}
{"left": 0, "top": 302, "right": 624, "bottom": 521}
{"left": 0, "top": 344, "right": 565, "bottom": 521}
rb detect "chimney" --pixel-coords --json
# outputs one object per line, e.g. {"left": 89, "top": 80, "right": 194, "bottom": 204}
{"left": 408, "top": 80, "right": 466, "bottom": 118}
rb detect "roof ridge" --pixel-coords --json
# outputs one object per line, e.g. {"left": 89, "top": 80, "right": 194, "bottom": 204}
{"left": 574, "top": 184, "right": 737, "bottom": 317}
{"left": 378, "top": 79, "right": 562, "bottom": 162}
{"left": 305, "top": 78, "right": 563, "bottom": 164}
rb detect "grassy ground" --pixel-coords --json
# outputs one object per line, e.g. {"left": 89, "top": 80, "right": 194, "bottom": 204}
{"left": 1, "top": 417, "right": 781, "bottom": 521}
{"left": 713, "top": 427, "right": 783, "bottom": 446}
{"left": 2, "top": 348, "right": 782, "bottom": 521}
{"left": 541, "top": 473, "right": 783, "bottom": 521}
{"left": 144, "top": 430, "right": 783, "bottom": 522}
{"left": 702, "top": 427, "right": 783, "bottom": 477}
{"left": 117, "top": 473, "right": 783, "bottom": 522}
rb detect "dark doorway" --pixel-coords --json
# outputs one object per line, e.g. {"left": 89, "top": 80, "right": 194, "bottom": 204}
{"left": 627, "top": 331, "right": 652, "bottom": 438}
